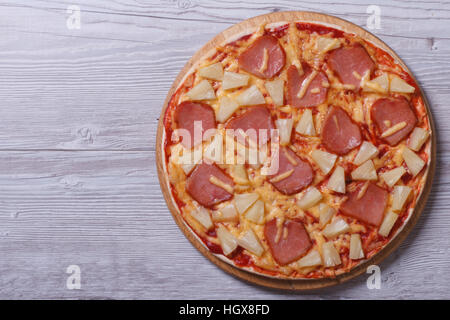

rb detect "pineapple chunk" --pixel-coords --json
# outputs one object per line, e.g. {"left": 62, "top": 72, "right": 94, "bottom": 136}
{"left": 349, "top": 234, "right": 365, "bottom": 260}
{"left": 379, "top": 210, "right": 399, "bottom": 237}
{"left": 311, "top": 150, "right": 337, "bottom": 175}
{"left": 190, "top": 207, "right": 213, "bottom": 230}
{"left": 408, "top": 127, "right": 430, "bottom": 152}
{"left": 295, "top": 109, "right": 316, "bottom": 136}
{"left": 392, "top": 186, "right": 412, "bottom": 212}
{"left": 234, "top": 193, "right": 259, "bottom": 214}
{"left": 231, "top": 164, "right": 249, "bottom": 184}
{"left": 222, "top": 71, "right": 249, "bottom": 90}
{"left": 275, "top": 119, "right": 294, "bottom": 146}
{"left": 236, "top": 85, "right": 265, "bottom": 106}
{"left": 212, "top": 203, "right": 239, "bottom": 223}
{"left": 245, "top": 200, "right": 265, "bottom": 224}
{"left": 354, "top": 141, "right": 379, "bottom": 165}
{"left": 315, "top": 37, "right": 341, "bottom": 53}
{"left": 322, "top": 218, "right": 350, "bottom": 238}
{"left": 381, "top": 166, "right": 406, "bottom": 188}
{"left": 216, "top": 225, "right": 238, "bottom": 255}
{"left": 216, "top": 96, "right": 240, "bottom": 123}
{"left": 363, "top": 73, "right": 389, "bottom": 93}
{"left": 297, "top": 249, "right": 323, "bottom": 268}
{"left": 351, "top": 160, "right": 377, "bottom": 181}
{"left": 327, "top": 166, "right": 346, "bottom": 193}
{"left": 322, "top": 242, "right": 341, "bottom": 267}
{"left": 297, "top": 187, "right": 322, "bottom": 210}
{"left": 198, "top": 62, "right": 223, "bottom": 81}
{"left": 319, "top": 203, "right": 336, "bottom": 227}
{"left": 265, "top": 79, "right": 284, "bottom": 106}
{"left": 238, "top": 229, "right": 264, "bottom": 256}
{"left": 186, "top": 80, "right": 216, "bottom": 100}
{"left": 402, "top": 147, "right": 425, "bottom": 177}
{"left": 390, "top": 76, "right": 415, "bottom": 93}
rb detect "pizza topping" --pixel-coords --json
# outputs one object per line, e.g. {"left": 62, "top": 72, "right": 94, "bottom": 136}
{"left": 371, "top": 97, "right": 417, "bottom": 146}
{"left": 349, "top": 234, "right": 365, "bottom": 260}
{"left": 199, "top": 62, "right": 224, "bottom": 81}
{"left": 402, "top": 147, "right": 425, "bottom": 177}
{"left": 322, "top": 242, "right": 341, "bottom": 267}
{"left": 353, "top": 141, "right": 379, "bottom": 165}
{"left": 311, "top": 149, "right": 337, "bottom": 175}
{"left": 268, "top": 147, "right": 314, "bottom": 195}
{"left": 230, "top": 164, "right": 249, "bottom": 184}
{"left": 234, "top": 192, "right": 259, "bottom": 214}
{"left": 238, "top": 229, "right": 264, "bottom": 256}
{"left": 236, "top": 85, "right": 266, "bottom": 106}
{"left": 264, "top": 219, "right": 312, "bottom": 266}
{"left": 322, "top": 217, "right": 350, "bottom": 239}
{"left": 390, "top": 76, "right": 415, "bottom": 93}
{"left": 408, "top": 127, "right": 430, "bottom": 151}
{"left": 381, "top": 121, "right": 407, "bottom": 138}
{"left": 226, "top": 105, "right": 274, "bottom": 146}
{"left": 321, "top": 106, "right": 362, "bottom": 155}
{"left": 209, "top": 175, "right": 234, "bottom": 194}
{"left": 363, "top": 73, "right": 389, "bottom": 93}
{"left": 269, "top": 169, "right": 294, "bottom": 183}
{"left": 392, "top": 186, "right": 412, "bottom": 212}
{"left": 222, "top": 71, "right": 250, "bottom": 90}
{"left": 265, "top": 79, "right": 285, "bottom": 106}
{"left": 327, "top": 166, "right": 346, "bottom": 193}
{"left": 275, "top": 118, "right": 294, "bottom": 145}
{"left": 295, "top": 109, "right": 316, "bottom": 136}
{"left": 379, "top": 210, "right": 399, "bottom": 237}
{"left": 315, "top": 37, "right": 341, "bottom": 54}
{"left": 381, "top": 166, "right": 406, "bottom": 188}
{"left": 190, "top": 207, "right": 213, "bottom": 230}
{"left": 287, "top": 64, "right": 329, "bottom": 107}
{"left": 186, "top": 79, "right": 216, "bottom": 100}
{"left": 186, "top": 163, "right": 234, "bottom": 208}
{"left": 351, "top": 160, "right": 378, "bottom": 181}
{"left": 341, "top": 182, "right": 388, "bottom": 227}
{"left": 319, "top": 203, "right": 336, "bottom": 227}
{"left": 238, "top": 35, "right": 286, "bottom": 79}
{"left": 297, "top": 249, "right": 323, "bottom": 268}
{"left": 216, "top": 225, "right": 238, "bottom": 255}
{"left": 174, "top": 101, "right": 216, "bottom": 148}
{"left": 216, "top": 96, "right": 240, "bottom": 123}
{"left": 297, "top": 186, "right": 322, "bottom": 209}
{"left": 328, "top": 44, "right": 375, "bottom": 90}
{"left": 245, "top": 200, "right": 265, "bottom": 224}
{"left": 212, "top": 203, "right": 239, "bottom": 223}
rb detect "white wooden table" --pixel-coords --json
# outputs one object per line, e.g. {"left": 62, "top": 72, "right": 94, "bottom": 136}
{"left": 0, "top": 0, "right": 448, "bottom": 299}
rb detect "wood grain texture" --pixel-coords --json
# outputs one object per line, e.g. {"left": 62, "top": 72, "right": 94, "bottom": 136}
{"left": 0, "top": 0, "right": 448, "bottom": 299}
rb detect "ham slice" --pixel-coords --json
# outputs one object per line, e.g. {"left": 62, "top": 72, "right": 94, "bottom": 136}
{"left": 286, "top": 64, "right": 329, "bottom": 107}
{"left": 341, "top": 182, "right": 388, "bottom": 227}
{"left": 186, "top": 163, "right": 234, "bottom": 208}
{"left": 264, "top": 218, "right": 312, "bottom": 265}
{"left": 238, "top": 35, "right": 286, "bottom": 79}
{"left": 226, "top": 105, "right": 275, "bottom": 146}
{"left": 371, "top": 97, "right": 418, "bottom": 146}
{"left": 268, "top": 147, "right": 314, "bottom": 195}
{"left": 321, "top": 106, "right": 362, "bottom": 155}
{"left": 328, "top": 44, "right": 375, "bottom": 90}
{"left": 174, "top": 101, "right": 216, "bottom": 149}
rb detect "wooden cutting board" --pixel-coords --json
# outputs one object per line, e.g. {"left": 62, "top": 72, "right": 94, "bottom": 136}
{"left": 156, "top": 11, "right": 436, "bottom": 290}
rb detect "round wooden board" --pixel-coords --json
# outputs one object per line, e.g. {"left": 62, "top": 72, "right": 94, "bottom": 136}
{"left": 156, "top": 11, "right": 436, "bottom": 290}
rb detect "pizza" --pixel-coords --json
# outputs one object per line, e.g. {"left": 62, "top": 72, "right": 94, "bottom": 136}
{"left": 159, "top": 19, "right": 433, "bottom": 279}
